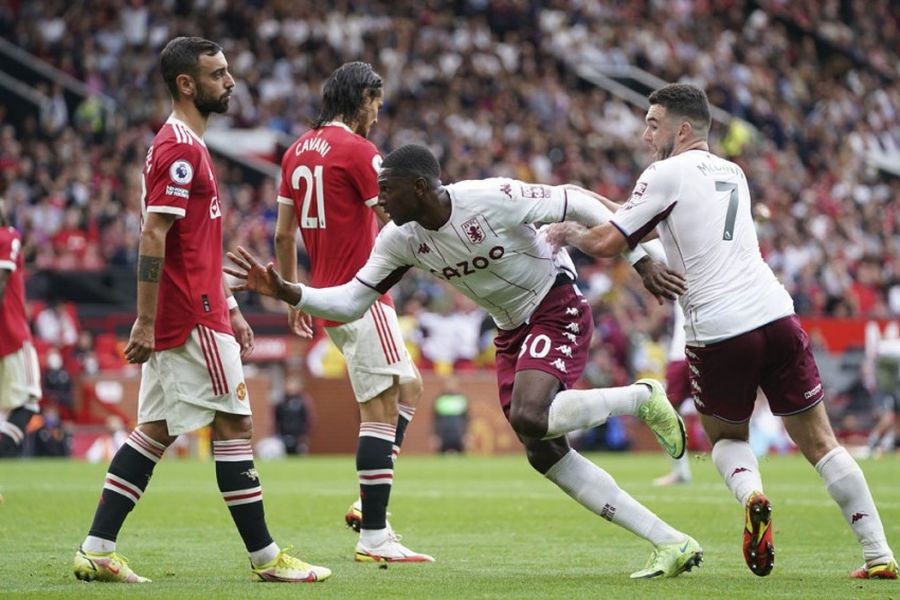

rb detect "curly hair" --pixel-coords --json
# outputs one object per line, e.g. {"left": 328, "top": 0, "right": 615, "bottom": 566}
{"left": 381, "top": 144, "right": 441, "bottom": 180}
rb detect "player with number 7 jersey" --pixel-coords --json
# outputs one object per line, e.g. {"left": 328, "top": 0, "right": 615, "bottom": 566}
{"left": 546, "top": 83, "right": 896, "bottom": 579}
{"left": 611, "top": 148, "right": 794, "bottom": 346}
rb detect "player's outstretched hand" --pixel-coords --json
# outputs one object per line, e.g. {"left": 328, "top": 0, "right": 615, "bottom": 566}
{"left": 542, "top": 222, "right": 582, "bottom": 251}
{"left": 225, "top": 246, "right": 284, "bottom": 299}
{"left": 634, "top": 257, "right": 686, "bottom": 304}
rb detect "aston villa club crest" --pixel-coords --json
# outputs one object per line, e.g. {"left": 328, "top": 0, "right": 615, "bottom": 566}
{"left": 462, "top": 217, "right": 485, "bottom": 244}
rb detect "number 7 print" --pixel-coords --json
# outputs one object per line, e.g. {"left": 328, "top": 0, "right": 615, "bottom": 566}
{"left": 717, "top": 180, "right": 738, "bottom": 241}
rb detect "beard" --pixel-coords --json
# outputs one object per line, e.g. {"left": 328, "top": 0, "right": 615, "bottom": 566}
{"left": 656, "top": 138, "right": 675, "bottom": 161}
{"left": 194, "top": 88, "right": 230, "bottom": 115}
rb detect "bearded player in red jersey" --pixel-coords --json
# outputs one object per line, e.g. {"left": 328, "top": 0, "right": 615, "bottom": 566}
{"left": 0, "top": 197, "right": 42, "bottom": 458}
{"left": 274, "top": 62, "right": 430, "bottom": 562}
{"left": 73, "top": 37, "right": 331, "bottom": 584}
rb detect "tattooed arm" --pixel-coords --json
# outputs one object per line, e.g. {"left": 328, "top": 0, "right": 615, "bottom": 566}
{"left": 124, "top": 212, "right": 175, "bottom": 364}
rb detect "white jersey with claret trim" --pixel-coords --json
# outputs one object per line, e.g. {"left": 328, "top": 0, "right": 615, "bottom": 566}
{"left": 612, "top": 150, "right": 794, "bottom": 345}
{"left": 355, "top": 178, "right": 578, "bottom": 330}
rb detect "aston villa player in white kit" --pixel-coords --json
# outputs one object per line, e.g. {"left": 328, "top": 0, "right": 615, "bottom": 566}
{"left": 546, "top": 83, "right": 897, "bottom": 580}
{"left": 274, "top": 62, "right": 427, "bottom": 563}
{"left": 73, "top": 37, "right": 330, "bottom": 584}
{"left": 228, "top": 144, "right": 705, "bottom": 579}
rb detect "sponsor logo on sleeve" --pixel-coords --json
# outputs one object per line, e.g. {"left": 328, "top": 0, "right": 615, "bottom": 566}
{"left": 165, "top": 185, "right": 190, "bottom": 199}
{"left": 209, "top": 196, "right": 222, "bottom": 219}
{"left": 169, "top": 160, "right": 194, "bottom": 185}
{"left": 623, "top": 181, "right": 647, "bottom": 210}
{"left": 519, "top": 184, "right": 551, "bottom": 199}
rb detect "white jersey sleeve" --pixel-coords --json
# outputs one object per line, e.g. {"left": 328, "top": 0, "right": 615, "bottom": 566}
{"left": 610, "top": 162, "right": 679, "bottom": 249}
{"left": 295, "top": 223, "right": 411, "bottom": 321}
{"left": 354, "top": 222, "right": 416, "bottom": 293}
{"left": 489, "top": 179, "right": 568, "bottom": 225}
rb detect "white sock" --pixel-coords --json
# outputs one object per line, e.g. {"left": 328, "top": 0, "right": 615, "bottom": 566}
{"left": 249, "top": 542, "right": 280, "bottom": 567}
{"left": 712, "top": 439, "right": 763, "bottom": 506}
{"left": 359, "top": 527, "right": 390, "bottom": 547}
{"left": 544, "top": 385, "right": 649, "bottom": 439}
{"left": 815, "top": 446, "right": 894, "bottom": 563}
{"left": 82, "top": 535, "right": 116, "bottom": 554}
{"left": 545, "top": 450, "right": 683, "bottom": 545}
{"left": 673, "top": 454, "right": 692, "bottom": 480}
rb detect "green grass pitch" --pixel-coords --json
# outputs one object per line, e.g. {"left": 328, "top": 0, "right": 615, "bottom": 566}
{"left": 1, "top": 452, "right": 897, "bottom": 598}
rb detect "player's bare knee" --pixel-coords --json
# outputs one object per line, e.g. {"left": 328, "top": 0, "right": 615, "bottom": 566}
{"left": 212, "top": 413, "right": 253, "bottom": 440}
{"left": 400, "top": 375, "right": 424, "bottom": 406}
{"left": 361, "top": 390, "right": 400, "bottom": 424}
{"left": 508, "top": 406, "right": 546, "bottom": 439}
{"left": 137, "top": 422, "right": 176, "bottom": 447}
{"left": 797, "top": 434, "right": 839, "bottom": 465}
{"left": 523, "top": 439, "right": 568, "bottom": 474}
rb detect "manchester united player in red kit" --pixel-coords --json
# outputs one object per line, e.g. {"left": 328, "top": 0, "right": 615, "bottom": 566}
{"left": 73, "top": 37, "right": 330, "bottom": 584}
{"left": 274, "top": 62, "right": 430, "bottom": 562}
{"left": 0, "top": 197, "right": 42, "bottom": 458}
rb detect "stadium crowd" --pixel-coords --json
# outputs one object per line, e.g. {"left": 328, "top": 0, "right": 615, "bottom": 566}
{"left": 0, "top": 0, "right": 897, "bottom": 390}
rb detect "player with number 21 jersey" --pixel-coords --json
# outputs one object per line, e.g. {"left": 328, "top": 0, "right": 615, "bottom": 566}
{"left": 277, "top": 123, "right": 391, "bottom": 327}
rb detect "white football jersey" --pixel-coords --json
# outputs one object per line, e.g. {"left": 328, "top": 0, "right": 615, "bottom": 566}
{"left": 355, "top": 178, "right": 578, "bottom": 330}
{"left": 668, "top": 302, "right": 686, "bottom": 362}
{"left": 612, "top": 150, "right": 794, "bottom": 345}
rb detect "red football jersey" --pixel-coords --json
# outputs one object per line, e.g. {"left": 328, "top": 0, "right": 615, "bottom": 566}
{"left": 141, "top": 117, "right": 231, "bottom": 350}
{"left": 0, "top": 226, "right": 30, "bottom": 357}
{"left": 277, "top": 122, "right": 392, "bottom": 326}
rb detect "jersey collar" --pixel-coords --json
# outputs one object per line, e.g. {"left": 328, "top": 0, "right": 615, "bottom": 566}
{"left": 321, "top": 121, "right": 355, "bottom": 134}
{"left": 166, "top": 116, "right": 207, "bottom": 146}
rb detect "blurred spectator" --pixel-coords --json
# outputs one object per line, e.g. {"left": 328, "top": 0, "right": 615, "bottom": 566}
{"left": 33, "top": 299, "right": 79, "bottom": 348}
{"left": 432, "top": 376, "right": 469, "bottom": 454}
{"left": 749, "top": 392, "right": 794, "bottom": 457}
{"left": 72, "top": 330, "right": 99, "bottom": 375}
{"left": 41, "top": 347, "right": 73, "bottom": 409}
{"left": 416, "top": 293, "right": 485, "bottom": 374}
{"left": 863, "top": 321, "right": 900, "bottom": 456}
{"left": 274, "top": 374, "right": 316, "bottom": 455}
{"left": 25, "top": 405, "right": 70, "bottom": 457}
{"left": 84, "top": 416, "right": 128, "bottom": 464}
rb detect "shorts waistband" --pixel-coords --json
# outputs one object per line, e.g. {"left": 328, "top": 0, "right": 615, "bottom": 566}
{"left": 551, "top": 272, "right": 574, "bottom": 289}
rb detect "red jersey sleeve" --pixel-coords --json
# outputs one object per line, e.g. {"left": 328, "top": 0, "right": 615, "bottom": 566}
{"left": 277, "top": 152, "right": 293, "bottom": 203}
{"left": 0, "top": 228, "right": 18, "bottom": 271}
{"left": 145, "top": 138, "right": 204, "bottom": 218}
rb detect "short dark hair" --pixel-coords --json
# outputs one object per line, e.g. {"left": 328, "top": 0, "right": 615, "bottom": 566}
{"left": 313, "top": 62, "right": 383, "bottom": 128}
{"left": 160, "top": 37, "right": 222, "bottom": 99}
{"left": 381, "top": 144, "right": 441, "bottom": 180}
{"left": 648, "top": 83, "right": 711, "bottom": 134}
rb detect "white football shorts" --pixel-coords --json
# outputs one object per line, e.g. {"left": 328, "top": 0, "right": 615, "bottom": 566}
{"left": 138, "top": 325, "right": 251, "bottom": 435}
{"left": 0, "top": 341, "right": 41, "bottom": 411}
{"left": 325, "top": 301, "right": 416, "bottom": 403}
